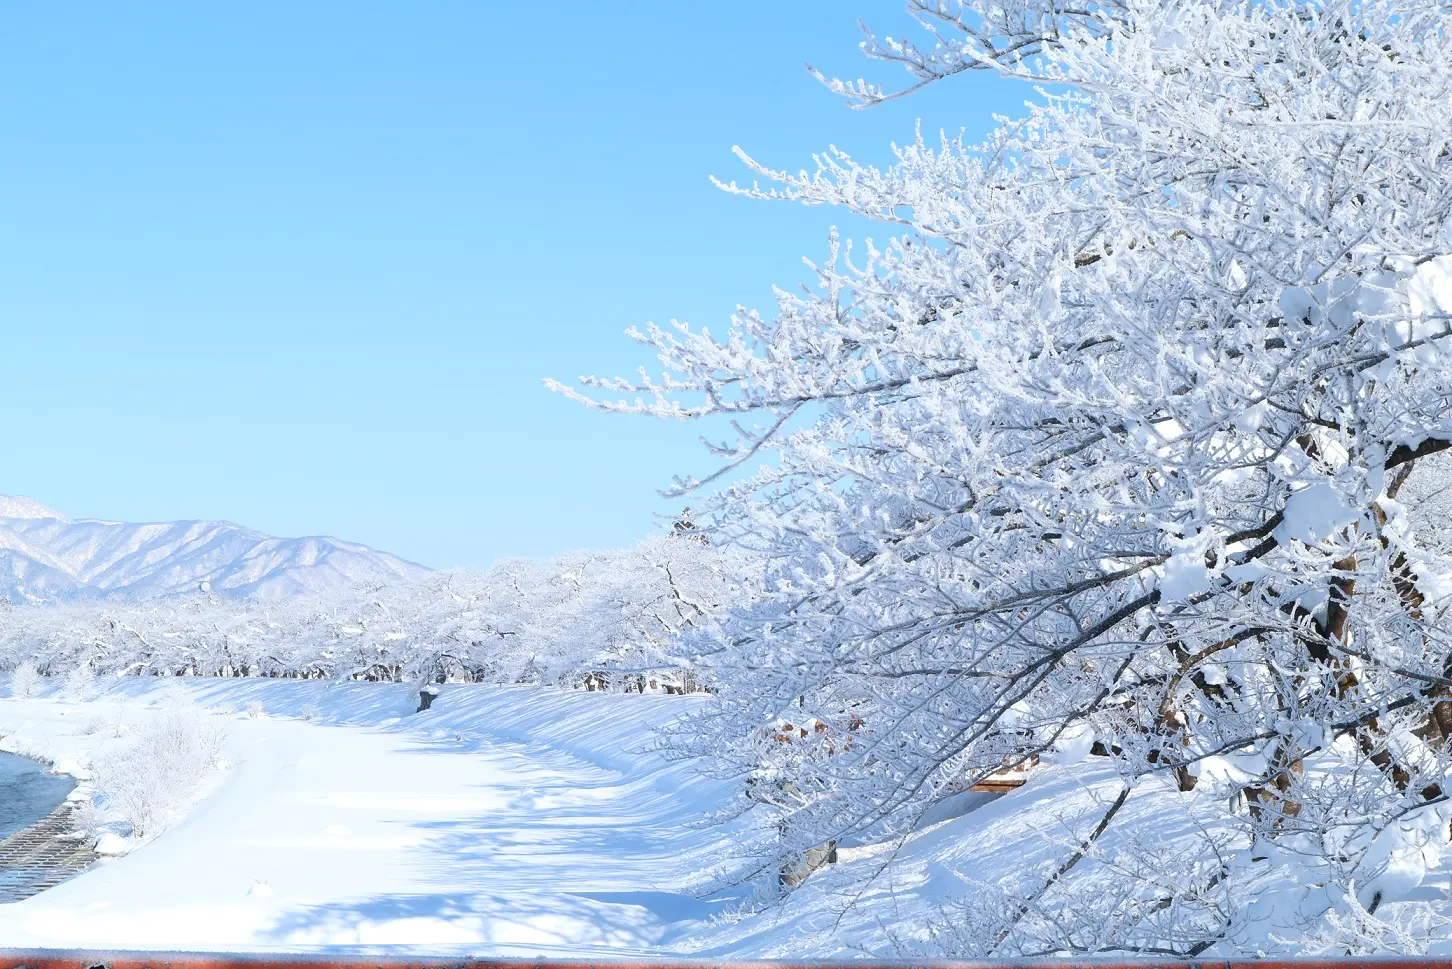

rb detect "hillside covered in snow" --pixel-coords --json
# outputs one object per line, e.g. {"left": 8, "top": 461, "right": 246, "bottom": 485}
{"left": 5, "top": 679, "right": 1437, "bottom": 958}
{"left": 0, "top": 496, "right": 429, "bottom": 603}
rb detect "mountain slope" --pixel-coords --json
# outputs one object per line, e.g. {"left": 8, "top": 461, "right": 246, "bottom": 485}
{"left": 0, "top": 497, "right": 429, "bottom": 602}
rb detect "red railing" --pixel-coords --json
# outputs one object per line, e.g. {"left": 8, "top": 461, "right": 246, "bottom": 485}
{"left": 0, "top": 954, "right": 1440, "bottom": 969}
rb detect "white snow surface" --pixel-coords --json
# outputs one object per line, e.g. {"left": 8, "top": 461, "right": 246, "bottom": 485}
{"left": 0, "top": 496, "right": 429, "bottom": 602}
{"left": 0, "top": 681, "right": 760, "bottom": 955}
{"left": 0, "top": 682, "right": 1237, "bottom": 956}
{"left": 6, "top": 679, "right": 1429, "bottom": 957}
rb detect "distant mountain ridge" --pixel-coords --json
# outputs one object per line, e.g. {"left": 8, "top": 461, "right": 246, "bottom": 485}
{"left": 0, "top": 496, "right": 430, "bottom": 603}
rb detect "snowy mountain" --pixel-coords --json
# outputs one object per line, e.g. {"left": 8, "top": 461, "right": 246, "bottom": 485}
{"left": 0, "top": 496, "right": 429, "bottom": 603}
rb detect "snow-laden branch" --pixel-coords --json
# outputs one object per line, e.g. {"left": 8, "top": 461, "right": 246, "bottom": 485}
{"left": 562, "top": 0, "right": 1452, "bottom": 955}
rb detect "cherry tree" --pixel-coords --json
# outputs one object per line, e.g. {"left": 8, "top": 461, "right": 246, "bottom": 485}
{"left": 557, "top": 0, "right": 1452, "bottom": 953}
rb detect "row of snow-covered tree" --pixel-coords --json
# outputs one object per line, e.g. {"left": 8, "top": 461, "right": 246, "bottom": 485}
{"left": 0, "top": 533, "right": 736, "bottom": 690}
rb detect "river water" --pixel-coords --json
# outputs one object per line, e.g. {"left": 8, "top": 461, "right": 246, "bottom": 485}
{"left": 0, "top": 752, "right": 73, "bottom": 841}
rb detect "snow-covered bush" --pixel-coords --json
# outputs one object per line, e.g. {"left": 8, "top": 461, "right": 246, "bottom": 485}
{"left": 77, "top": 713, "right": 121, "bottom": 737}
{"left": 9, "top": 662, "right": 40, "bottom": 699}
{"left": 562, "top": 0, "right": 1452, "bottom": 955}
{"left": 91, "top": 699, "right": 227, "bottom": 838}
{"left": 64, "top": 664, "right": 95, "bottom": 701}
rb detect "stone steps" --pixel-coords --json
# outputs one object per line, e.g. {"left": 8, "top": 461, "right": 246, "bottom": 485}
{"left": 0, "top": 802, "right": 98, "bottom": 902}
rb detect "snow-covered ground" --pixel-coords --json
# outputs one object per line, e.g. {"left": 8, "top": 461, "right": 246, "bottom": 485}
{"left": 0, "top": 678, "right": 1312, "bottom": 957}
{"left": 0, "top": 680, "right": 758, "bottom": 954}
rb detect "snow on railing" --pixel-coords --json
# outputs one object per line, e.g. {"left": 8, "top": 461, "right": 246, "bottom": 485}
{"left": 0, "top": 952, "right": 1444, "bottom": 969}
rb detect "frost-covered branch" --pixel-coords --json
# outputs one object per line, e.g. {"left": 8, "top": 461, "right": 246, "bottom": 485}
{"left": 566, "top": 0, "right": 1452, "bottom": 954}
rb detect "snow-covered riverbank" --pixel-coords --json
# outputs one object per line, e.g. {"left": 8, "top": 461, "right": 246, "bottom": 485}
{"left": 0, "top": 679, "right": 1230, "bottom": 958}
{"left": 0, "top": 680, "right": 759, "bottom": 953}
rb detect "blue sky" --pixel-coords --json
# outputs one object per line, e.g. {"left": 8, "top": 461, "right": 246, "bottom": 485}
{"left": 0, "top": 3, "right": 1022, "bottom": 568}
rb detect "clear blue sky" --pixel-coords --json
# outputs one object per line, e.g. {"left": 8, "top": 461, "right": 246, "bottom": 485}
{"left": 0, "top": 2, "right": 1022, "bottom": 568}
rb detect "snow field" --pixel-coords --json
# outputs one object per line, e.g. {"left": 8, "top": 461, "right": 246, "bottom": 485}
{"left": 0, "top": 679, "right": 753, "bottom": 954}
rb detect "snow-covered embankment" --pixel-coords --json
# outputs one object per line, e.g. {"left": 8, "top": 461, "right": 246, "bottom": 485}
{"left": 0, "top": 679, "right": 750, "bottom": 953}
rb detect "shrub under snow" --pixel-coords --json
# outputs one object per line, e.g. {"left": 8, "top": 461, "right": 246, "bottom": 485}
{"left": 90, "top": 698, "right": 228, "bottom": 839}
{"left": 64, "top": 664, "right": 96, "bottom": 701}
{"left": 9, "top": 662, "right": 40, "bottom": 699}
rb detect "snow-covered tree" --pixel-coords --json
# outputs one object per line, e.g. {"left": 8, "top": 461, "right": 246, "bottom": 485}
{"left": 558, "top": 0, "right": 1452, "bottom": 953}
{"left": 0, "top": 537, "right": 737, "bottom": 689}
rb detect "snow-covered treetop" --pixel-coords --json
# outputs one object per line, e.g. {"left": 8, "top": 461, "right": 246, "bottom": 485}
{"left": 816, "top": 0, "right": 1132, "bottom": 106}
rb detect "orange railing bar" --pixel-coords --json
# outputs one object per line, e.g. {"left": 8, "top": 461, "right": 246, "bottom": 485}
{"left": 0, "top": 954, "right": 1444, "bottom": 969}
